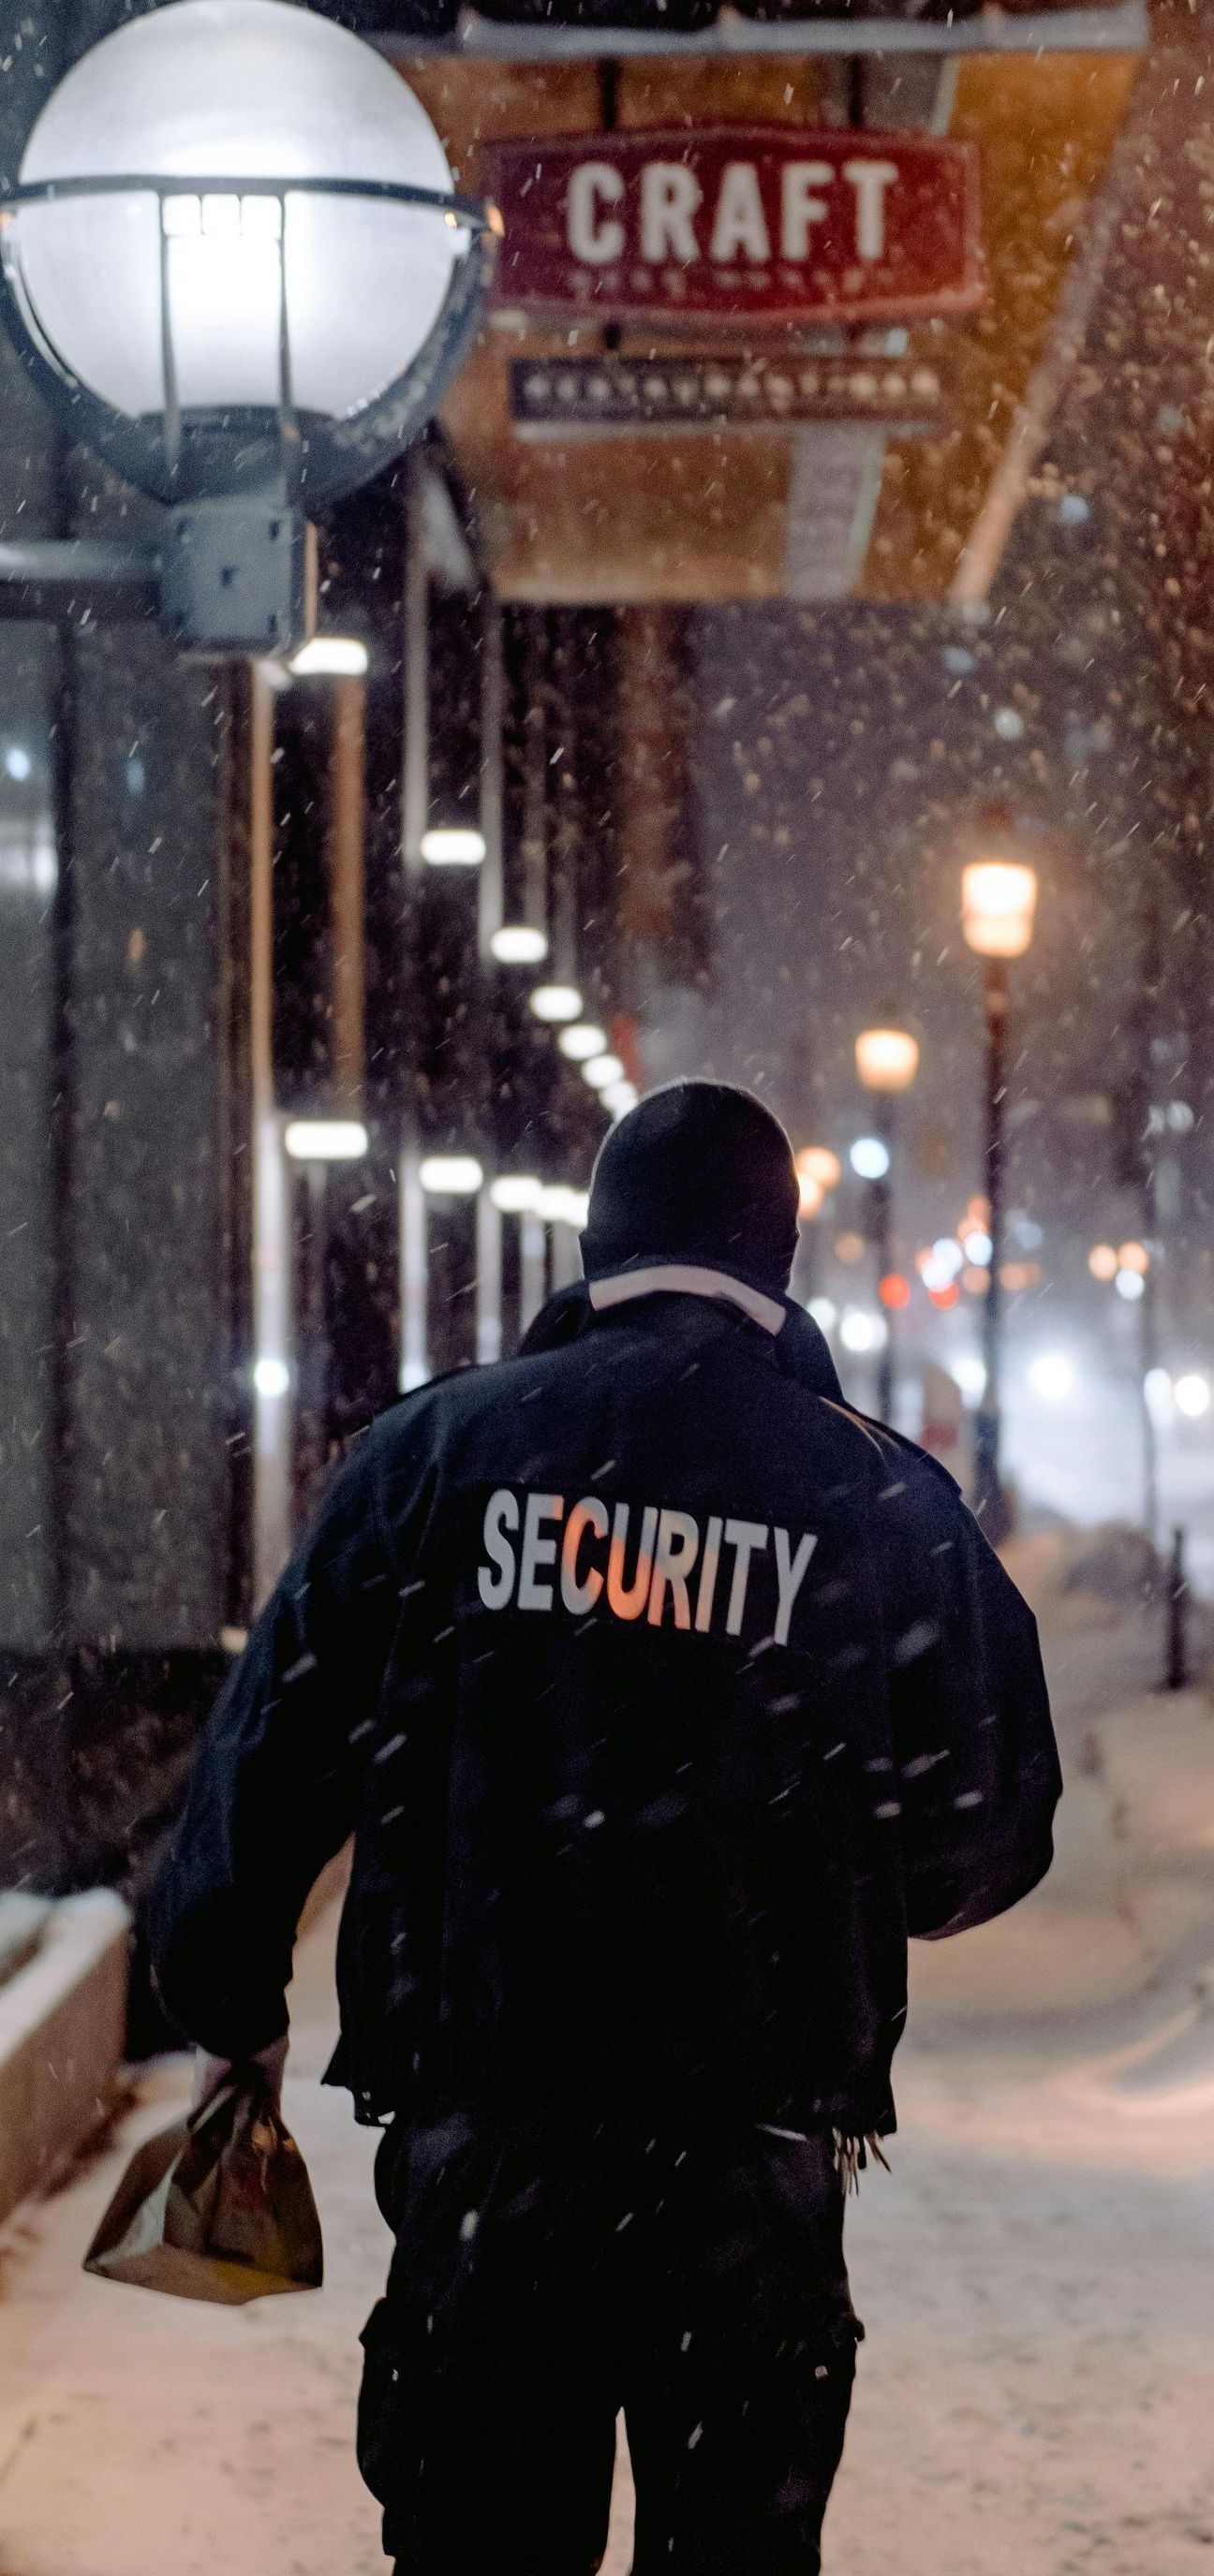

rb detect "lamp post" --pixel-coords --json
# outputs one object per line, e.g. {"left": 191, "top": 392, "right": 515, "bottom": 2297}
{"left": 854, "top": 1023, "right": 919, "bottom": 1424}
{"left": 0, "top": 0, "right": 500, "bottom": 1597}
{"left": 0, "top": 0, "right": 499, "bottom": 651}
{"left": 960, "top": 859, "right": 1039, "bottom": 1538}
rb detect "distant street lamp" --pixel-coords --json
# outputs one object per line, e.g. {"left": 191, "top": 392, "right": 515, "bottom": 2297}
{"left": 796, "top": 1144, "right": 842, "bottom": 1209}
{"left": 855, "top": 1020, "right": 920, "bottom": 1423}
{"left": 854, "top": 1026, "right": 921, "bottom": 1097}
{"left": 961, "top": 857, "right": 1039, "bottom": 1537}
{"left": 793, "top": 1147, "right": 838, "bottom": 1309}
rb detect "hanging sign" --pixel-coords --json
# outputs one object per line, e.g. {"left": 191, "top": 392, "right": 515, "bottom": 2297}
{"left": 484, "top": 126, "right": 984, "bottom": 330}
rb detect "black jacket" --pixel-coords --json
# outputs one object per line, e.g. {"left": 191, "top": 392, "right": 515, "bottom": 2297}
{"left": 147, "top": 1273, "right": 1060, "bottom": 2139}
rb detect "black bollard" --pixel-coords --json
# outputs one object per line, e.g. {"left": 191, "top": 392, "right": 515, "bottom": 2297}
{"left": 1164, "top": 1525, "right": 1189, "bottom": 1693}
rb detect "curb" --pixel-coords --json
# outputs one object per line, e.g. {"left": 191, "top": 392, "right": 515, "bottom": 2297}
{"left": 0, "top": 1890, "right": 131, "bottom": 2227}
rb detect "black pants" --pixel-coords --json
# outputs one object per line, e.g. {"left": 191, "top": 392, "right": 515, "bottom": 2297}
{"left": 358, "top": 2109, "right": 862, "bottom": 2575}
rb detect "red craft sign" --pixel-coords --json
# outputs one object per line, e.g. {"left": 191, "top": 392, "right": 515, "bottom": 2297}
{"left": 484, "top": 126, "right": 984, "bottom": 330}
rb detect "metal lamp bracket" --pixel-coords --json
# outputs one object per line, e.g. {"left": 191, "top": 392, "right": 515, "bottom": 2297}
{"left": 0, "top": 172, "right": 500, "bottom": 652}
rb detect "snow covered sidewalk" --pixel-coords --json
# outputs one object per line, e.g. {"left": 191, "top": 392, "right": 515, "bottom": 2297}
{"left": 0, "top": 1897, "right": 391, "bottom": 2576}
{"left": 1, "top": 1546, "right": 1212, "bottom": 2575}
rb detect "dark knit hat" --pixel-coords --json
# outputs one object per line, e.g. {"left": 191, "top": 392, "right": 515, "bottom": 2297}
{"left": 581, "top": 1080, "right": 800, "bottom": 1296}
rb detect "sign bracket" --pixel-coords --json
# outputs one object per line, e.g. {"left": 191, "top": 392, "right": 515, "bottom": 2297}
{"left": 374, "top": 2, "right": 1146, "bottom": 62}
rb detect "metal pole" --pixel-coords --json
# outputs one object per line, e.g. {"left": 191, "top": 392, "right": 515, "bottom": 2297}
{"left": 296, "top": 1158, "right": 329, "bottom": 1525}
{"left": 399, "top": 451, "right": 428, "bottom": 1390}
{"left": 550, "top": 1217, "right": 580, "bottom": 1292}
{"left": 1139, "top": 1257, "right": 1161, "bottom": 1551}
{"left": 519, "top": 1210, "right": 547, "bottom": 1334}
{"left": 522, "top": 615, "right": 549, "bottom": 949}
{"left": 329, "top": 671, "right": 366, "bottom": 1113}
{"left": 249, "top": 658, "right": 294, "bottom": 1603}
{"left": 873, "top": 1096, "right": 895, "bottom": 1424}
{"left": 475, "top": 610, "right": 506, "bottom": 1369}
{"left": 476, "top": 1184, "right": 503, "bottom": 1365}
{"left": 399, "top": 1145, "right": 428, "bottom": 1391}
{"left": 1136, "top": 876, "right": 1162, "bottom": 1549}
{"left": 402, "top": 447, "right": 428, "bottom": 884}
{"left": 478, "top": 592, "right": 505, "bottom": 964}
{"left": 1164, "top": 1524, "right": 1189, "bottom": 1691}
{"left": 974, "top": 957, "right": 1009, "bottom": 1538}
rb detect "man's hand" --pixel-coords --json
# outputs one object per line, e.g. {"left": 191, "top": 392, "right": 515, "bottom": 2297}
{"left": 189, "top": 2033, "right": 289, "bottom": 2116}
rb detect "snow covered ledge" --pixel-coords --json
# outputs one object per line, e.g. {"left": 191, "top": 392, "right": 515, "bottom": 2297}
{"left": 0, "top": 1890, "right": 130, "bottom": 2226}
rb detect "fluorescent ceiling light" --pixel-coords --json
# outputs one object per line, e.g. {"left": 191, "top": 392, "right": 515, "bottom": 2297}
{"left": 253, "top": 1356, "right": 290, "bottom": 1399}
{"left": 421, "top": 825, "right": 486, "bottom": 866}
{"left": 283, "top": 1118, "right": 368, "bottom": 1161}
{"left": 491, "top": 925, "right": 548, "bottom": 965}
{"left": 490, "top": 1174, "right": 541, "bottom": 1214}
{"left": 419, "top": 1154, "right": 483, "bottom": 1196}
{"left": 530, "top": 983, "right": 583, "bottom": 1024}
{"left": 536, "top": 1185, "right": 588, "bottom": 1228}
{"left": 583, "top": 1052, "right": 626, "bottom": 1091}
{"left": 601, "top": 1081, "right": 638, "bottom": 1119}
{"left": 558, "top": 1023, "right": 609, "bottom": 1063}
{"left": 289, "top": 637, "right": 369, "bottom": 678}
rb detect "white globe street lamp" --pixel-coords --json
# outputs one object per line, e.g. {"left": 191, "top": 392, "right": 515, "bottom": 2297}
{"left": 0, "top": 0, "right": 499, "bottom": 651}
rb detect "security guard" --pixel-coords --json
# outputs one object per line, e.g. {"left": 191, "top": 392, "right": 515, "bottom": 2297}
{"left": 148, "top": 1079, "right": 1060, "bottom": 2576}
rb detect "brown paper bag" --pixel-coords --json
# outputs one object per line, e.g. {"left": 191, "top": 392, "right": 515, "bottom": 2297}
{"left": 83, "top": 2072, "right": 323, "bottom": 2304}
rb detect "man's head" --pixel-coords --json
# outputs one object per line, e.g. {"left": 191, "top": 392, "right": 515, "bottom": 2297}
{"left": 581, "top": 1080, "right": 801, "bottom": 1298}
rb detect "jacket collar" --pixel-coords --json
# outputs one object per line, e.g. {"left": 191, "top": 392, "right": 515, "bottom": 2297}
{"left": 587, "top": 1261, "right": 785, "bottom": 1337}
{"left": 519, "top": 1267, "right": 845, "bottom": 1404}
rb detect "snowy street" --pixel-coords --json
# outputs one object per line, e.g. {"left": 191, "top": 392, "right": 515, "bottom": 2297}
{"left": 1, "top": 1540, "right": 1212, "bottom": 2576}
{"left": 4, "top": 19, "right": 1214, "bottom": 2573}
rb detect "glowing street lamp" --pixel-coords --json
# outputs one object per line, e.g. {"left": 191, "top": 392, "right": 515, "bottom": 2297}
{"left": 855, "top": 1017, "right": 919, "bottom": 1423}
{"left": 0, "top": 0, "right": 499, "bottom": 650}
{"left": 797, "top": 1145, "right": 842, "bottom": 1194}
{"left": 962, "top": 852, "right": 1039, "bottom": 1537}
{"left": 960, "top": 861, "right": 1039, "bottom": 961}
{"left": 853, "top": 1025, "right": 921, "bottom": 1095}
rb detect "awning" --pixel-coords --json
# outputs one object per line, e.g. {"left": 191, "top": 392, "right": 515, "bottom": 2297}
{"left": 362, "top": 0, "right": 1146, "bottom": 55}
{"left": 392, "top": 42, "right": 1145, "bottom": 603}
